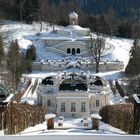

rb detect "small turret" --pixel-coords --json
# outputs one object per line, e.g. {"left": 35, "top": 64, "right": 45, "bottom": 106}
{"left": 69, "top": 11, "right": 78, "bottom": 25}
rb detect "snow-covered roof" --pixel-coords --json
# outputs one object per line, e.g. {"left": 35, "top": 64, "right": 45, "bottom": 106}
{"left": 69, "top": 11, "right": 78, "bottom": 18}
{"left": 91, "top": 113, "right": 102, "bottom": 120}
{"left": 133, "top": 94, "right": 140, "bottom": 103}
{"left": 2, "top": 94, "right": 14, "bottom": 105}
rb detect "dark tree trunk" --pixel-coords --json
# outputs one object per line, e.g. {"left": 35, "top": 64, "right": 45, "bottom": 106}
{"left": 96, "top": 61, "right": 99, "bottom": 73}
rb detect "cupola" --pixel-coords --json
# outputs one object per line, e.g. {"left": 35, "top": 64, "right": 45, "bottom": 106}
{"left": 69, "top": 11, "right": 78, "bottom": 25}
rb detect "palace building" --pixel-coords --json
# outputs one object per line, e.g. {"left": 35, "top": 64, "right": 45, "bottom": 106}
{"left": 36, "top": 12, "right": 116, "bottom": 118}
{"left": 37, "top": 72, "right": 111, "bottom": 118}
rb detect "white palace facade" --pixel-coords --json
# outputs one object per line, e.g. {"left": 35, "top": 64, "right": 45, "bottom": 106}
{"left": 37, "top": 72, "right": 111, "bottom": 118}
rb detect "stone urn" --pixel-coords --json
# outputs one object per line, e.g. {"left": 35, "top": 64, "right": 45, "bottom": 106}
{"left": 45, "top": 114, "right": 56, "bottom": 129}
{"left": 91, "top": 113, "right": 102, "bottom": 130}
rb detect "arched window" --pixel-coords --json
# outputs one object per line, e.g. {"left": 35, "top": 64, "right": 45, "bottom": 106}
{"left": 77, "top": 48, "right": 80, "bottom": 54}
{"left": 72, "top": 48, "right": 75, "bottom": 55}
{"left": 67, "top": 48, "right": 71, "bottom": 54}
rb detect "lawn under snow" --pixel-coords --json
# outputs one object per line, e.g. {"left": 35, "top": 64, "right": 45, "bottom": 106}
{"left": 103, "top": 37, "right": 133, "bottom": 68}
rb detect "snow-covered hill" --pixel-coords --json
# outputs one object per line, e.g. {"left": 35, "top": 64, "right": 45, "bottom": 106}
{"left": 0, "top": 21, "right": 133, "bottom": 68}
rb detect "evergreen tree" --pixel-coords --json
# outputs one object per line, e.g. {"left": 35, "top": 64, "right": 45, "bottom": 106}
{"left": 25, "top": 44, "right": 36, "bottom": 72}
{"left": 125, "top": 39, "right": 140, "bottom": 75}
{"left": 7, "top": 40, "right": 23, "bottom": 89}
{"left": 26, "top": 44, "right": 36, "bottom": 61}
{"left": 58, "top": 0, "right": 68, "bottom": 26}
{"left": 131, "top": 22, "right": 140, "bottom": 39}
{"left": 118, "top": 19, "right": 132, "bottom": 38}
{"left": 23, "top": 0, "right": 39, "bottom": 23}
{"left": 105, "top": 7, "right": 118, "bottom": 38}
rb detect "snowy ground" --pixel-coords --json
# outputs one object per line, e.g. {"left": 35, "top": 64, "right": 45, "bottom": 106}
{"left": 0, "top": 21, "right": 133, "bottom": 81}
{"left": 0, "top": 118, "right": 126, "bottom": 136}
{"left": 0, "top": 21, "right": 133, "bottom": 67}
{"left": 15, "top": 117, "right": 126, "bottom": 136}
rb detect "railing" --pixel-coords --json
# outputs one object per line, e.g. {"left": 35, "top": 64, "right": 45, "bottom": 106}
{"left": 0, "top": 135, "right": 140, "bottom": 140}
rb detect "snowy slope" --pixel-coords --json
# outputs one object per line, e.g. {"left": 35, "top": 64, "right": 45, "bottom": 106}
{"left": 0, "top": 21, "right": 133, "bottom": 81}
{"left": 105, "top": 37, "right": 133, "bottom": 67}
{"left": 0, "top": 21, "right": 133, "bottom": 68}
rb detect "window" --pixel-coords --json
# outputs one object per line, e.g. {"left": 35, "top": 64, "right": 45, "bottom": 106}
{"left": 47, "top": 100, "right": 51, "bottom": 106}
{"left": 77, "top": 48, "right": 80, "bottom": 54}
{"left": 67, "top": 48, "right": 71, "bottom": 54}
{"left": 81, "top": 102, "right": 86, "bottom": 112}
{"left": 71, "top": 102, "right": 76, "bottom": 112}
{"left": 72, "top": 48, "right": 75, "bottom": 55}
{"left": 96, "top": 100, "right": 100, "bottom": 107}
{"left": 61, "top": 102, "right": 65, "bottom": 112}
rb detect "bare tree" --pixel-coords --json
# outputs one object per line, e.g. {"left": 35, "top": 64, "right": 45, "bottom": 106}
{"left": 90, "top": 35, "right": 106, "bottom": 73}
{"left": 0, "top": 24, "right": 13, "bottom": 44}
